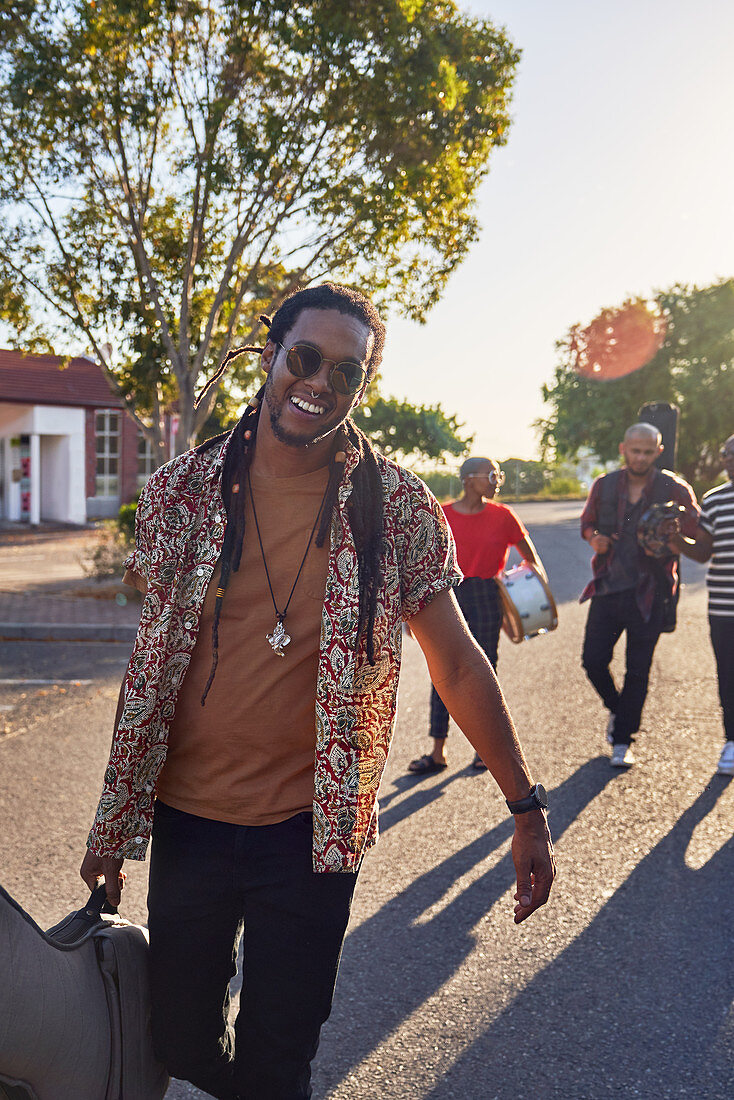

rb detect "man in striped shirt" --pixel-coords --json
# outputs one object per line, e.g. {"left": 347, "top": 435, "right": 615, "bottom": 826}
{"left": 669, "top": 434, "right": 734, "bottom": 775}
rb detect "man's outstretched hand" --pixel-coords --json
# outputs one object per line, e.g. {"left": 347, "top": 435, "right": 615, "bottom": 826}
{"left": 511, "top": 810, "right": 556, "bottom": 924}
{"left": 80, "top": 849, "right": 126, "bottom": 907}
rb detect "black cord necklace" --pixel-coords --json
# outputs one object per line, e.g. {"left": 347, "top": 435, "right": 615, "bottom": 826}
{"left": 247, "top": 469, "right": 330, "bottom": 656}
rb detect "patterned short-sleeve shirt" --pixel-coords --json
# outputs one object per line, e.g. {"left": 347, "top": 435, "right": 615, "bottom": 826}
{"left": 87, "top": 433, "right": 462, "bottom": 872}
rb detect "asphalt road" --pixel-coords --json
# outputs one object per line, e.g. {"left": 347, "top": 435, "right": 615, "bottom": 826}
{"left": 0, "top": 502, "right": 731, "bottom": 1099}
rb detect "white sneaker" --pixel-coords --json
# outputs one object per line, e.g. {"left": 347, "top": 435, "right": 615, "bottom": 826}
{"left": 606, "top": 714, "right": 616, "bottom": 745}
{"left": 611, "top": 743, "right": 635, "bottom": 768}
{"left": 717, "top": 741, "right": 734, "bottom": 776}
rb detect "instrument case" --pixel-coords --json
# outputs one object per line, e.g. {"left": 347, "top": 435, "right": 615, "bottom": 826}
{"left": 0, "top": 883, "right": 168, "bottom": 1100}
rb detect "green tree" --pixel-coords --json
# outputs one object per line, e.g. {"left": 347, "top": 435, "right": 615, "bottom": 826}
{"left": 500, "top": 457, "right": 551, "bottom": 498}
{"left": 537, "top": 280, "right": 734, "bottom": 488}
{"left": 352, "top": 391, "right": 472, "bottom": 463}
{"left": 0, "top": 0, "right": 519, "bottom": 459}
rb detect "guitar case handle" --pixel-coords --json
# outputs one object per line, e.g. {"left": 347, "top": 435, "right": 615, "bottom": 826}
{"left": 88, "top": 881, "right": 120, "bottom": 917}
{"left": 46, "top": 883, "right": 119, "bottom": 946}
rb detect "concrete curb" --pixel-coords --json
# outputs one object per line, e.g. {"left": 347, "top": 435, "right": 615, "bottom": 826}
{"left": 0, "top": 623, "right": 137, "bottom": 643}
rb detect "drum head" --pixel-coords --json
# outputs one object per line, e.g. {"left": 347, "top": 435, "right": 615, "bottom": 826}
{"left": 637, "top": 501, "right": 686, "bottom": 558}
{"left": 496, "top": 562, "right": 558, "bottom": 643}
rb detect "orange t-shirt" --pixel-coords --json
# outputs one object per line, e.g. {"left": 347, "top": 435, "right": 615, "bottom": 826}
{"left": 443, "top": 501, "right": 526, "bottom": 579}
{"left": 155, "top": 464, "right": 330, "bottom": 825}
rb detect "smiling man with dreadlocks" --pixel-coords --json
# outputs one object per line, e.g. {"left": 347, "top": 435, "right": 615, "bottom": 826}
{"left": 80, "top": 283, "right": 555, "bottom": 1099}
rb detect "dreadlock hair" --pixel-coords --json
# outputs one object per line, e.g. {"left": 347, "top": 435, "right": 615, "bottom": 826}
{"left": 265, "top": 281, "right": 385, "bottom": 380}
{"left": 196, "top": 282, "right": 387, "bottom": 704}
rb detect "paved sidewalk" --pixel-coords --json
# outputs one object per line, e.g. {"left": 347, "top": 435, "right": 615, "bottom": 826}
{"left": 0, "top": 522, "right": 140, "bottom": 642}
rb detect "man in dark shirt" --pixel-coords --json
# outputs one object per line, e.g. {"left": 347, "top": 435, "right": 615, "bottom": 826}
{"left": 579, "top": 423, "right": 699, "bottom": 767}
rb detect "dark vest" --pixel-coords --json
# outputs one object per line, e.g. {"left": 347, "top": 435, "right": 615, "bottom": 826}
{"left": 596, "top": 467, "right": 681, "bottom": 537}
{"left": 596, "top": 467, "right": 681, "bottom": 631}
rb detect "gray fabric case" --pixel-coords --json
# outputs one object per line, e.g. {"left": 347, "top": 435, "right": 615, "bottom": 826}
{"left": 0, "top": 883, "right": 168, "bottom": 1100}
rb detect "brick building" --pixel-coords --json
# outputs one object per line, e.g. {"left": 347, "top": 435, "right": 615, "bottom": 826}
{"left": 0, "top": 349, "right": 163, "bottom": 524}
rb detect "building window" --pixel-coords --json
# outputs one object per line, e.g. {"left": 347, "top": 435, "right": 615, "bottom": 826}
{"left": 95, "top": 410, "right": 120, "bottom": 497}
{"left": 137, "top": 432, "right": 156, "bottom": 489}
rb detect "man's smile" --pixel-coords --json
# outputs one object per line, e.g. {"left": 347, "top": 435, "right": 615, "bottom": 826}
{"left": 290, "top": 394, "right": 328, "bottom": 416}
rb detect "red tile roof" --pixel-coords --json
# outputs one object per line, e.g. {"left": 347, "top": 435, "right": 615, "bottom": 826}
{"left": 0, "top": 349, "right": 123, "bottom": 409}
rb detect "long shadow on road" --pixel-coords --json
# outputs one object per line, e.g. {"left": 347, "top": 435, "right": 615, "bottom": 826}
{"left": 377, "top": 769, "right": 478, "bottom": 830}
{"left": 420, "top": 776, "right": 733, "bottom": 1100}
{"left": 316, "top": 757, "right": 616, "bottom": 1095}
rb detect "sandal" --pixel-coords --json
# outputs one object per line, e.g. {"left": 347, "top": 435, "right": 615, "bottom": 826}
{"left": 471, "top": 754, "right": 487, "bottom": 771}
{"left": 407, "top": 754, "right": 448, "bottom": 775}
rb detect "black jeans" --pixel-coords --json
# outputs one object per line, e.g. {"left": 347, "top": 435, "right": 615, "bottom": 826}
{"left": 709, "top": 615, "right": 734, "bottom": 742}
{"left": 147, "top": 801, "right": 359, "bottom": 1099}
{"left": 430, "top": 577, "right": 502, "bottom": 739}
{"left": 581, "top": 590, "right": 664, "bottom": 744}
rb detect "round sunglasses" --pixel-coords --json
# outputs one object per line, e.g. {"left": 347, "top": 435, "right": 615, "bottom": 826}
{"left": 276, "top": 341, "right": 367, "bottom": 396}
{"left": 465, "top": 469, "right": 505, "bottom": 486}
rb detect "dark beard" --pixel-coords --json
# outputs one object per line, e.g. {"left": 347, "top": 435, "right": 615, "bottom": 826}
{"left": 264, "top": 372, "right": 343, "bottom": 448}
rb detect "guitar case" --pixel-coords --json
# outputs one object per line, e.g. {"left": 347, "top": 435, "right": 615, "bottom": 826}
{"left": 0, "top": 882, "right": 168, "bottom": 1100}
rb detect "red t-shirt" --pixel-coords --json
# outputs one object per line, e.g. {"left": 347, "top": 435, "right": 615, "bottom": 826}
{"left": 444, "top": 501, "right": 527, "bottom": 579}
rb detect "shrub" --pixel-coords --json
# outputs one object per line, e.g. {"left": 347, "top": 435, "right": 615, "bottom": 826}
{"left": 81, "top": 522, "right": 132, "bottom": 580}
{"left": 541, "top": 475, "right": 584, "bottom": 497}
{"left": 117, "top": 499, "right": 138, "bottom": 543}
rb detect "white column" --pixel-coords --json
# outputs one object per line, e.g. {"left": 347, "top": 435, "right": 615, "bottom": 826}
{"left": 30, "top": 432, "right": 41, "bottom": 525}
{"left": 7, "top": 437, "right": 20, "bottom": 521}
{"left": 2, "top": 437, "right": 9, "bottom": 520}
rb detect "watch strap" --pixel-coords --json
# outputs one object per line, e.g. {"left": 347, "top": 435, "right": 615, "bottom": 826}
{"left": 506, "top": 783, "right": 547, "bottom": 815}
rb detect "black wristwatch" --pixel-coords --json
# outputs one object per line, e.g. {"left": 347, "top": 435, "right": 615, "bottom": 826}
{"left": 506, "top": 783, "right": 548, "bottom": 815}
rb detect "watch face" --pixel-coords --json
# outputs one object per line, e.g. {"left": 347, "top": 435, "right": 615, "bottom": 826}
{"left": 534, "top": 783, "right": 548, "bottom": 809}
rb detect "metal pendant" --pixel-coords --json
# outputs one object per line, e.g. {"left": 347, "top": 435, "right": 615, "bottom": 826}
{"left": 266, "top": 618, "right": 291, "bottom": 657}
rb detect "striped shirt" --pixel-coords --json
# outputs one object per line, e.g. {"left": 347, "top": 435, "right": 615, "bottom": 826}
{"left": 700, "top": 480, "right": 734, "bottom": 617}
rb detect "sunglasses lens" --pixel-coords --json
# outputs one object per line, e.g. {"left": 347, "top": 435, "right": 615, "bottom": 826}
{"left": 286, "top": 345, "right": 320, "bottom": 378}
{"left": 284, "top": 343, "right": 365, "bottom": 394}
{"left": 331, "top": 362, "right": 365, "bottom": 395}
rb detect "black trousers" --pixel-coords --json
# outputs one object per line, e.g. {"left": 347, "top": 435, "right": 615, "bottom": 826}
{"left": 430, "top": 576, "right": 502, "bottom": 739}
{"left": 581, "top": 589, "right": 664, "bottom": 745}
{"left": 147, "top": 801, "right": 359, "bottom": 1100}
{"left": 710, "top": 615, "right": 734, "bottom": 742}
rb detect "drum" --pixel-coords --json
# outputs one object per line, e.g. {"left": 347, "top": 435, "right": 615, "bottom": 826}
{"left": 496, "top": 562, "right": 558, "bottom": 644}
{"left": 636, "top": 500, "right": 687, "bottom": 558}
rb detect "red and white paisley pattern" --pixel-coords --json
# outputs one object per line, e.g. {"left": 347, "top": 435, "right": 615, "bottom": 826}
{"left": 87, "top": 434, "right": 461, "bottom": 872}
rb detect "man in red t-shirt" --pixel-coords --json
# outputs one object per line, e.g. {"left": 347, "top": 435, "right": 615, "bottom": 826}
{"left": 408, "top": 456, "right": 547, "bottom": 774}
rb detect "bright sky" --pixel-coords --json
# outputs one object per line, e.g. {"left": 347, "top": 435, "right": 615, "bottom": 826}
{"left": 379, "top": 0, "right": 734, "bottom": 464}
